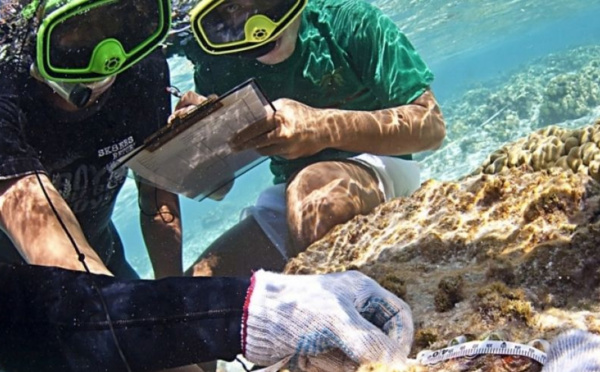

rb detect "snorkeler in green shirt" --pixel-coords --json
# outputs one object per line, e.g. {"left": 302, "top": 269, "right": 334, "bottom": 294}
{"left": 174, "top": 0, "right": 446, "bottom": 276}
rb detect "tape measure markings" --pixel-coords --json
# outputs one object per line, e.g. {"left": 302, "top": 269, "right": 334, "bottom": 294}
{"left": 417, "top": 340, "right": 547, "bottom": 366}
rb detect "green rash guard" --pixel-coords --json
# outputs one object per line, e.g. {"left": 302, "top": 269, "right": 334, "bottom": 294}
{"left": 183, "top": 0, "right": 434, "bottom": 184}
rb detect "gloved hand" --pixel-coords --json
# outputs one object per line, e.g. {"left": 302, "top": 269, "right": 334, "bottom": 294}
{"left": 242, "top": 270, "right": 413, "bottom": 371}
{"left": 542, "top": 329, "right": 600, "bottom": 372}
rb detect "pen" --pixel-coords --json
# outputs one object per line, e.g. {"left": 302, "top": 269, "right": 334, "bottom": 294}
{"left": 166, "top": 86, "right": 183, "bottom": 98}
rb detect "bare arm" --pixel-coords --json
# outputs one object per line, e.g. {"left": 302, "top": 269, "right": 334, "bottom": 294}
{"left": 327, "top": 89, "right": 446, "bottom": 155}
{"left": 0, "top": 174, "right": 112, "bottom": 275}
{"left": 137, "top": 181, "right": 183, "bottom": 278}
{"left": 231, "top": 89, "right": 446, "bottom": 159}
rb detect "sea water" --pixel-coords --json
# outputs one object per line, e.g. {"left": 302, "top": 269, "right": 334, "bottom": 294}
{"left": 112, "top": 0, "right": 600, "bottom": 279}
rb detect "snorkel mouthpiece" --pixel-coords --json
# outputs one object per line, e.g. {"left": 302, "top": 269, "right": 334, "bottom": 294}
{"left": 44, "top": 79, "right": 92, "bottom": 108}
{"left": 30, "top": 63, "right": 92, "bottom": 108}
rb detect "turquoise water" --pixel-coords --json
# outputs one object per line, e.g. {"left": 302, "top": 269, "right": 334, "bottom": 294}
{"left": 113, "top": 0, "right": 600, "bottom": 279}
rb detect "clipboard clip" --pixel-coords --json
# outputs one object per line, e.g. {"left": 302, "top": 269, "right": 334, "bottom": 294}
{"left": 110, "top": 95, "right": 222, "bottom": 171}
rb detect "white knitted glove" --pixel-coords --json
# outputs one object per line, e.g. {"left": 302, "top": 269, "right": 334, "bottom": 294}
{"left": 542, "top": 329, "right": 600, "bottom": 371}
{"left": 241, "top": 270, "right": 413, "bottom": 371}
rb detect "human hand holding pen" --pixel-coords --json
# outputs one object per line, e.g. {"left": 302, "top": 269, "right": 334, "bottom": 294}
{"left": 229, "top": 98, "right": 329, "bottom": 160}
{"left": 167, "top": 89, "right": 215, "bottom": 125}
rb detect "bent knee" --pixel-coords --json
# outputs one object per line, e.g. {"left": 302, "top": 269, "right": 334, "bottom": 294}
{"left": 287, "top": 161, "right": 383, "bottom": 215}
{"left": 286, "top": 161, "right": 384, "bottom": 249}
{"left": 189, "top": 256, "right": 220, "bottom": 277}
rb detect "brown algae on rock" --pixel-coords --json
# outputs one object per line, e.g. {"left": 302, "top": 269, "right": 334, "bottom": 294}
{"left": 284, "top": 119, "right": 600, "bottom": 371}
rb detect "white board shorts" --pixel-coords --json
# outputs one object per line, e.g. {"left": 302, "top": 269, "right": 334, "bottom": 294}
{"left": 240, "top": 154, "right": 421, "bottom": 259}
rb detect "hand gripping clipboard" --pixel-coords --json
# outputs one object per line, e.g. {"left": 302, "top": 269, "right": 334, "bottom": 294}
{"left": 114, "top": 79, "right": 275, "bottom": 201}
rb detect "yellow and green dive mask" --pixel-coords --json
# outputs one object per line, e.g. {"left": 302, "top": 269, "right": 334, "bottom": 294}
{"left": 190, "top": 0, "right": 307, "bottom": 56}
{"left": 33, "top": 0, "right": 171, "bottom": 83}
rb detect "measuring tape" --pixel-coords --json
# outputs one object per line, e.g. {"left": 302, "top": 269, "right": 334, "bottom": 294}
{"left": 417, "top": 340, "right": 548, "bottom": 366}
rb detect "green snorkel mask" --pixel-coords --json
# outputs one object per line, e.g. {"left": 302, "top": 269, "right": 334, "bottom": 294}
{"left": 190, "top": 0, "right": 307, "bottom": 56}
{"left": 27, "top": 0, "right": 171, "bottom": 107}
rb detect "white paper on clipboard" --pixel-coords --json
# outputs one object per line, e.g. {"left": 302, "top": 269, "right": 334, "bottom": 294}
{"left": 116, "top": 80, "right": 274, "bottom": 201}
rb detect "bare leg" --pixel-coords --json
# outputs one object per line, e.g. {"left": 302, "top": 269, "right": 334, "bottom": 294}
{"left": 197, "top": 361, "right": 216, "bottom": 372}
{"left": 286, "top": 161, "right": 384, "bottom": 253}
{"left": 186, "top": 215, "right": 287, "bottom": 277}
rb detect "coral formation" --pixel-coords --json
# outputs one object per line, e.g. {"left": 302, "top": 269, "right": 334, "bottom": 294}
{"left": 417, "top": 45, "right": 600, "bottom": 182}
{"left": 538, "top": 61, "right": 600, "bottom": 125}
{"left": 473, "top": 119, "right": 600, "bottom": 182}
{"left": 284, "top": 118, "right": 600, "bottom": 370}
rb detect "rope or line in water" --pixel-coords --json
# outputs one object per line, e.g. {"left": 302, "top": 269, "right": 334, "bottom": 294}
{"left": 33, "top": 171, "right": 133, "bottom": 372}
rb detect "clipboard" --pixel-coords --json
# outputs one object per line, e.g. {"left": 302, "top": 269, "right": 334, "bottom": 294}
{"left": 114, "top": 79, "right": 275, "bottom": 201}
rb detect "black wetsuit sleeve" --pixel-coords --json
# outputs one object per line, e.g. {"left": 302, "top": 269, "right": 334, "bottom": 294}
{"left": 0, "top": 11, "right": 44, "bottom": 180}
{"left": 0, "top": 264, "right": 249, "bottom": 372}
{"left": 132, "top": 49, "right": 172, "bottom": 133}
{"left": 0, "top": 81, "right": 45, "bottom": 180}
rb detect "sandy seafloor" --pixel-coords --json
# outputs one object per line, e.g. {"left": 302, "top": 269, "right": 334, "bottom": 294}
{"left": 112, "top": 0, "right": 600, "bottom": 281}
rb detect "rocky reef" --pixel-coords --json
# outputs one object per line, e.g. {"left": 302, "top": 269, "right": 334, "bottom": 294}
{"left": 284, "top": 118, "right": 600, "bottom": 370}
{"left": 276, "top": 44, "right": 600, "bottom": 369}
